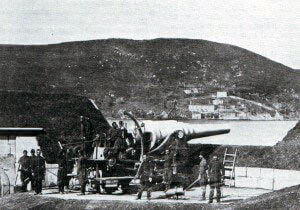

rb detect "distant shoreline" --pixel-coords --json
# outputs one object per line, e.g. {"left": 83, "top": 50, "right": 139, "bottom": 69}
{"left": 106, "top": 117, "right": 299, "bottom": 122}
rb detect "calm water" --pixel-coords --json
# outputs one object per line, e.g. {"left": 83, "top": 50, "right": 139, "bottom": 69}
{"left": 187, "top": 120, "right": 298, "bottom": 146}
{"left": 108, "top": 119, "right": 298, "bottom": 146}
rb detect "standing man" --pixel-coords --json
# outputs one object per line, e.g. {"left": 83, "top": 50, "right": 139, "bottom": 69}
{"left": 107, "top": 122, "right": 119, "bottom": 147}
{"left": 57, "top": 149, "right": 68, "bottom": 194}
{"left": 29, "top": 149, "right": 36, "bottom": 191}
{"left": 30, "top": 149, "right": 36, "bottom": 159}
{"left": 17, "top": 150, "right": 32, "bottom": 192}
{"left": 208, "top": 155, "right": 225, "bottom": 203}
{"left": 32, "top": 149, "right": 46, "bottom": 195}
{"left": 118, "top": 121, "right": 128, "bottom": 140}
{"left": 113, "top": 122, "right": 127, "bottom": 159}
{"left": 163, "top": 149, "right": 172, "bottom": 191}
{"left": 198, "top": 152, "right": 208, "bottom": 201}
{"left": 77, "top": 150, "right": 88, "bottom": 195}
{"left": 65, "top": 148, "right": 74, "bottom": 190}
{"left": 136, "top": 155, "right": 154, "bottom": 200}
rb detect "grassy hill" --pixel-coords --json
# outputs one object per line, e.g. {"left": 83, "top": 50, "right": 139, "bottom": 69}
{"left": 0, "top": 38, "right": 299, "bottom": 118}
{"left": 0, "top": 91, "right": 110, "bottom": 163}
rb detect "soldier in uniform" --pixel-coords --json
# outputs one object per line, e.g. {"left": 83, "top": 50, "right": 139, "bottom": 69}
{"left": 31, "top": 149, "right": 46, "bottom": 195}
{"left": 77, "top": 150, "right": 88, "bottom": 195}
{"left": 30, "top": 149, "right": 36, "bottom": 160}
{"left": 168, "top": 131, "right": 189, "bottom": 174}
{"left": 29, "top": 149, "right": 36, "bottom": 190}
{"left": 118, "top": 121, "right": 128, "bottom": 140}
{"left": 57, "top": 149, "right": 68, "bottom": 194}
{"left": 124, "top": 133, "right": 139, "bottom": 159}
{"left": 163, "top": 149, "right": 172, "bottom": 191}
{"left": 208, "top": 155, "right": 225, "bottom": 203}
{"left": 107, "top": 122, "right": 119, "bottom": 147}
{"left": 113, "top": 123, "right": 127, "bottom": 159}
{"left": 18, "top": 150, "right": 32, "bottom": 192}
{"left": 198, "top": 151, "right": 208, "bottom": 200}
{"left": 65, "top": 148, "right": 74, "bottom": 190}
{"left": 136, "top": 155, "right": 154, "bottom": 200}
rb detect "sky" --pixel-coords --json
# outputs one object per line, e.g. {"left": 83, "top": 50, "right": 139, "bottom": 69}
{"left": 0, "top": 0, "right": 299, "bottom": 69}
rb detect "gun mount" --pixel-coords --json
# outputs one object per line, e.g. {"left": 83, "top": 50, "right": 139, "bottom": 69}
{"left": 64, "top": 112, "right": 230, "bottom": 194}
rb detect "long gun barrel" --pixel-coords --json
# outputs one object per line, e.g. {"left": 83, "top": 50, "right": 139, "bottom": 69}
{"left": 143, "top": 121, "right": 230, "bottom": 153}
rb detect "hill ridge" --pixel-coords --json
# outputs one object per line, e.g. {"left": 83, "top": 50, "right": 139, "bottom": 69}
{"left": 0, "top": 38, "right": 299, "bottom": 118}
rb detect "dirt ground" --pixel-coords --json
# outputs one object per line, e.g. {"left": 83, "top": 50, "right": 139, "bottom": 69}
{"left": 0, "top": 186, "right": 272, "bottom": 210}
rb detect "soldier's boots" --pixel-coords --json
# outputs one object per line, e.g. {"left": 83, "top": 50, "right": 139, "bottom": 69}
{"left": 207, "top": 199, "right": 221, "bottom": 203}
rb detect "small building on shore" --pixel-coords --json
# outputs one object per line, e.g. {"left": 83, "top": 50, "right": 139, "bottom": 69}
{"left": 188, "top": 105, "right": 216, "bottom": 119}
{"left": 216, "top": 91, "right": 227, "bottom": 98}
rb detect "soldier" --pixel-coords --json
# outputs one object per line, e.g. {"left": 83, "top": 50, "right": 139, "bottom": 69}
{"left": 65, "top": 148, "right": 74, "bottom": 190}
{"left": 208, "top": 155, "right": 225, "bottom": 203}
{"left": 17, "top": 150, "right": 32, "bottom": 192}
{"left": 168, "top": 131, "right": 189, "bottom": 173}
{"left": 198, "top": 151, "right": 208, "bottom": 201}
{"left": 57, "top": 149, "right": 68, "bottom": 194}
{"left": 163, "top": 149, "right": 172, "bottom": 191}
{"left": 29, "top": 149, "right": 36, "bottom": 190}
{"left": 30, "top": 149, "right": 36, "bottom": 159}
{"left": 136, "top": 155, "right": 154, "bottom": 200}
{"left": 107, "top": 122, "right": 119, "bottom": 147}
{"left": 32, "top": 149, "right": 46, "bottom": 195}
{"left": 118, "top": 121, "right": 128, "bottom": 140}
{"left": 82, "top": 116, "right": 94, "bottom": 140}
{"left": 113, "top": 123, "right": 127, "bottom": 159}
{"left": 77, "top": 150, "right": 88, "bottom": 195}
{"left": 124, "top": 133, "right": 138, "bottom": 159}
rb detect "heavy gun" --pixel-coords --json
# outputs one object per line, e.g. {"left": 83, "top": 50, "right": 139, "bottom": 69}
{"left": 66, "top": 113, "right": 230, "bottom": 194}
{"left": 131, "top": 120, "right": 230, "bottom": 154}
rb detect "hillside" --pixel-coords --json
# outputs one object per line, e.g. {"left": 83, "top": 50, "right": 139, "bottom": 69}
{"left": 0, "top": 38, "right": 299, "bottom": 118}
{"left": 0, "top": 91, "right": 110, "bottom": 163}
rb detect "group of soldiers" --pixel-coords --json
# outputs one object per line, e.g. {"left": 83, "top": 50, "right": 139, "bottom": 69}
{"left": 18, "top": 148, "right": 74, "bottom": 195}
{"left": 136, "top": 151, "right": 225, "bottom": 203}
{"left": 17, "top": 149, "right": 46, "bottom": 195}
{"left": 105, "top": 121, "right": 138, "bottom": 160}
{"left": 198, "top": 152, "right": 225, "bottom": 203}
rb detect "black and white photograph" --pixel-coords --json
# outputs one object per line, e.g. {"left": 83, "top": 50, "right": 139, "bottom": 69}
{"left": 0, "top": 0, "right": 299, "bottom": 209}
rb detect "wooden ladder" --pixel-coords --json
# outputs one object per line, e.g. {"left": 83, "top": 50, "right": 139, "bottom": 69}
{"left": 223, "top": 148, "right": 238, "bottom": 187}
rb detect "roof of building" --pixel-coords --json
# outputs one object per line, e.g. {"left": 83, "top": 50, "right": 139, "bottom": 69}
{"left": 0, "top": 128, "right": 45, "bottom": 136}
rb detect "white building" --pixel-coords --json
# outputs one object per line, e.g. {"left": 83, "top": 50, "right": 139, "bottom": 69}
{"left": 183, "top": 90, "right": 192, "bottom": 94}
{"left": 217, "top": 91, "right": 228, "bottom": 98}
{"left": 183, "top": 88, "right": 200, "bottom": 95}
{"left": 0, "top": 128, "right": 45, "bottom": 158}
{"left": 188, "top": 105, "right": 215, "bottom": 113}
{"left": 189, "top": 105, "right": 216, "bottom": 119}
{"left": 213, "top": 99, "right": 223, "bottom": 105}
